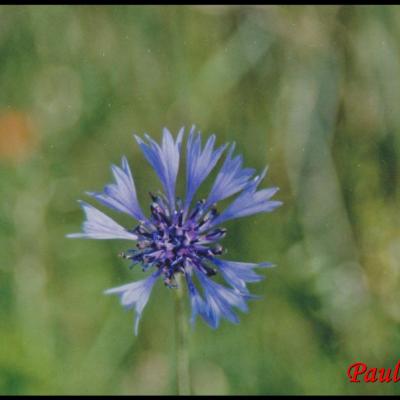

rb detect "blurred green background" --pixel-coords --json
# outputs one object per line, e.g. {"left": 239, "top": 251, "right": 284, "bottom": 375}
{"left": 0, "top": 4, "right": 399, "bottom": 395}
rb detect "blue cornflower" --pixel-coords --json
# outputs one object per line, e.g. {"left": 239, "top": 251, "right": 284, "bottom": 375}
{"left": 68, "top": 126, "right": 282, "bottom": 334}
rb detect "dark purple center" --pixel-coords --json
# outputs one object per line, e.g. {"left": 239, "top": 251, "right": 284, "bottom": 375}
{"left": 121, "top": 193, "right": 226, "bottom": 287}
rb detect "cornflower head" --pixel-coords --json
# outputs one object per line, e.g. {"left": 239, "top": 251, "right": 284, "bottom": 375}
{"left": 68, "top": 126, "right": 282, "bottom": 335}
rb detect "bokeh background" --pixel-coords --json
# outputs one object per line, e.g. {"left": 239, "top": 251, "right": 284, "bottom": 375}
{"left": 0, "top": 5, "right": 399, "bottom": 395}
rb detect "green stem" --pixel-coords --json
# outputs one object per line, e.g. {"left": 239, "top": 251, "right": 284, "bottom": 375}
{"left": 175, "top": 274, "right": 191, "bottom": 395}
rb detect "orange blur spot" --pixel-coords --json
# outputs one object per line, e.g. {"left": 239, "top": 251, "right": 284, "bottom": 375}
{"left": 0, "top": 110, "right": 37, "bottom": 164}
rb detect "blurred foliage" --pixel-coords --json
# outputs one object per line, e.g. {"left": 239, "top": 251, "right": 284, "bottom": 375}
{"left": 0, "top": 4, "right": 400, "bottom": 395}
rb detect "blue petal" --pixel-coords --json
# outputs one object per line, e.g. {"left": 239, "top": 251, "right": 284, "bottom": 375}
{"left": 205, "top": 143, "right": 255, "bottom": 208}
{"left": 195, "top": 268, "right": 248, "bottom": 329}
{"left": 66, "top": 201, "right": 138, "bottom": 240}
{"left": 212, "top": 258, "right": 272, "bottom": 295}
{"left": 87, "top": 156, "right": 146, "bottom": 222}
{"left": 104, "top": 270, "right": 160, "bottom": 335}
{"left": 185, "top": 126, "right": 227, "bottom": 211}
{"left": 134, "top": 127, "right": 184, "bottom": 210}
{"left": 184, "top": 268, "right": 206, "bottom": 325}
{"left": 211, "top": 169, "right": 283, "bottom": 226}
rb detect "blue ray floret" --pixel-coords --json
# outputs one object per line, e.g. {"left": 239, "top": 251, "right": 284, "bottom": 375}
{"left": 68, "top": 125, "right": 282, "bottom": 334}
